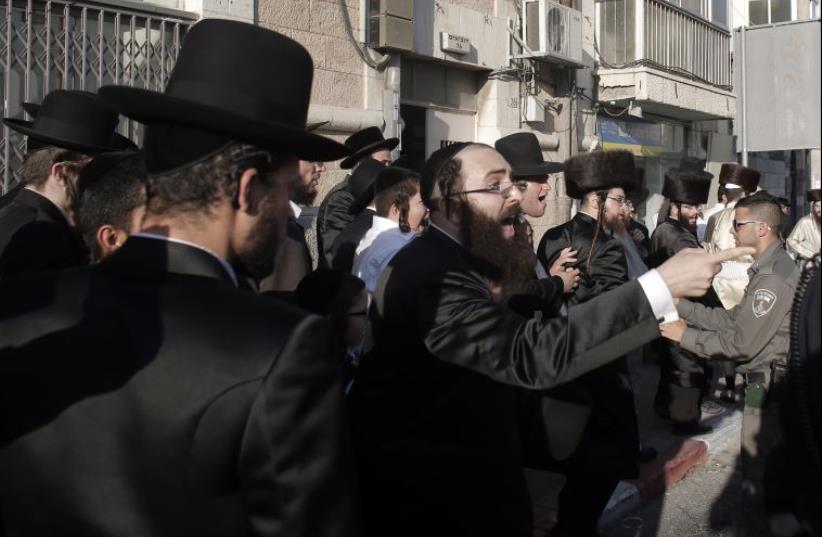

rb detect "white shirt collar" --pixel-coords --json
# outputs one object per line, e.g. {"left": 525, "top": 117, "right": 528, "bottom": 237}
{"left": 132, "top": 232, "right": 239, "bottom": 287}
{"left": 370, "top": 215, "right": 398, "bottom": 234}
{"left": 289, "top": 201, "right": 302, "bottom": 220}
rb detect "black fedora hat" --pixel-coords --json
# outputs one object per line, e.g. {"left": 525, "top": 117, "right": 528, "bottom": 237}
{"left": 3, "top": 90, "right": 124, "bottom": 153}
{"left": 340, "top": 126, "right": 399, "bottom": 169}
{"left": 22, "top": 99, "right": 138, "bottom": 151}
{"left": 662, "top": 169, "right": 712, "bottom": 205}
{"left": 494, "top": 132, "right": 564, "bottom": 178}
{"left": 98, "top": 19, "right": 349, "bottom": 165}
{"left": 348, "top": 157, "right": 388, "bottom": 215}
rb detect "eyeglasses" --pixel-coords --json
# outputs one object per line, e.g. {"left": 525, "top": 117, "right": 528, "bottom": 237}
{"left": 452, "top": 181, "right": 527, "bottom": 199}
{"left": 607, "top": 196, "right": 627, "bottom": 206}
{"left": 733, "top": 219, "right": 771, "bottom": 230}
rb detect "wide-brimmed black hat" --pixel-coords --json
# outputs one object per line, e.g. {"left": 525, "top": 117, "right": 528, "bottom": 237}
{"left": 807, "top": 189, "right": 821, "bottom": 203}
{"left": 563, "top": 150, "right": 638, "bottom": 199}
{"left": 340, "top": 126, "right": 399, "bottom": 169}
{"left": 662, "top": 169, "right": 712, "bottom": 205}
{"left": 21, "top": 100, "right": 137, "bottom": 151}
{"left": 98, "top": 19, "right": 349, "bottom": 169}
{"left": 3, "top": 90, "right": 124, "bottom": 153}
{"left": 348, "top": 157, "right": 388, "bottom": 215}
{"left": 719, "top": 162, "right": 760, "bottom": 192}
{"left": 494, "top": 132, "right": 564, "bottom": 179}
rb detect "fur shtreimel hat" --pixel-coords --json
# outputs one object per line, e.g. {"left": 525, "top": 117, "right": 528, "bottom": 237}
{"left": 663, "top": 169, "right": 712, "bottom": 205}
{"left": 807, "top": 189, "right": 821, "bottom": 203}
{"left": 719, "top": 163, "right": 760, "bottom": 192}
{"left": 562, "top": 150, "right": 638, "bottom": 199}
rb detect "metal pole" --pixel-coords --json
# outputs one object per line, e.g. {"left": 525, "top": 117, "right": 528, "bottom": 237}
{"left": 740, "top": 24, "right": 747, "bottom": 165}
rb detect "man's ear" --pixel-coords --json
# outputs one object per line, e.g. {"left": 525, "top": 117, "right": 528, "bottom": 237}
{"left": 50, "top": 162, "right": 67, "bottom": 185}
{"left": 235, "top": 167, "right": 261, "bottom": 214}
{"left": 96, "top": 225, "right": 127, "bottom": 257}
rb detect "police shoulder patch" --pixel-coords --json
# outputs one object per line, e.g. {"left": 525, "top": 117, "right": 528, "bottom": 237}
{"left": 752, "top": 289, "right": 777, "bottom": 318}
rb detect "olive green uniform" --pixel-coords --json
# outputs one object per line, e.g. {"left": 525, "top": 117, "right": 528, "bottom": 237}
{"left": 676, "top": 242, "right": 800, "bottom": 536}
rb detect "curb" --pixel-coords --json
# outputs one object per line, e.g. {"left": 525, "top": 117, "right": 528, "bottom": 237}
{"left": 598, "top": 408, "right": 742, "bottom": 531}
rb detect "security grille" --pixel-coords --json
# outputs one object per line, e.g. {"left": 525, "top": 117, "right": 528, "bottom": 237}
{"left": 1, "top": 0, "right": 196, "bottom": 192}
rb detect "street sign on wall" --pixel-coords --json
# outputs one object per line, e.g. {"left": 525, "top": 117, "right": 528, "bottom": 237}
{"left": 734, "top": 19, "right": 822, "bottom": 152}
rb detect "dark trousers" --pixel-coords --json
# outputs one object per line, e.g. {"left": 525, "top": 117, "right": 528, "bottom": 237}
{"left": 555, "top": 462, "right": 622, "bottom": 537}
{"left": 739, "top": 368, "right": 784, "bottom": 537}
{"left": 654, "top": 341, "right": 712, "bottom": 424}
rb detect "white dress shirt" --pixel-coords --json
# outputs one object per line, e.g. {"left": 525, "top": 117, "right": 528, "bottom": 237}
{"left": 352, "top": 216, "right": 416, "bottom": 295}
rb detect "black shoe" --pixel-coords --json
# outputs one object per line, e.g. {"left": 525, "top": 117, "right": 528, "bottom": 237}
{"left": 638, "top": 445, "right": 658, "bottom": 463}
{"left": 719, "top": 388, "right": 736, "bottom": 403}
{"left": 672, "top": 422, "right": 713, "bottom": 437}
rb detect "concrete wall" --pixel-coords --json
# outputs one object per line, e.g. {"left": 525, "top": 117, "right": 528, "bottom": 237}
{"left": 249, "top": 0, "right": 579, "bottom": 238}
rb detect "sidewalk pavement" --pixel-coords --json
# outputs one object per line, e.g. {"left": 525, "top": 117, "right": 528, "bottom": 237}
{"left": 527, "top": 358, "right": 743, "bottom": 536}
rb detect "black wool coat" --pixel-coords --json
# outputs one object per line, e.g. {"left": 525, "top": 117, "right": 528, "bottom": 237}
{"left": 535, "top": 212, "right": 639, "bottom": 478}
{"left": 259, "top": 216, "right": 313, "bottom": 292}
{"left": 0, "top": 188, "right": 87, "bottom": 276}
{"left": 316, "top": 178, "right": 355, "bottom": 269}
{"left": 649, "top": 218, "right": 718, "bottom": 387}
{"left": 0, "top": 237, "right": 356, "bottom": 537}
{"left": 351, "top": 226, "right": 660, "bottom": 537}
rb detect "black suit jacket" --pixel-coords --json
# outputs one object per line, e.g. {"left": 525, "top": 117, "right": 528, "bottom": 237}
{"left": 351, "top": 227, "right": 659, "bottom": 537}
{"left": 0, "top": 237, "right": 355, "bottom": 537}
{"left": 0, "top": 188, "right": 87, "bottom": 276}
{"left": 649, "top": 219, "right": 719, "bottom": 381}
{"left": 259, "top": 216, "right": 312, "bottom": 292}
{"left": 316, "top": 179, "right": 355, "bottom": 269}
{"left": 535, "top": 212, "right": 638, "bottom": 476}
{"left": 330, "top": 209, "right": 375, "bottom": 273}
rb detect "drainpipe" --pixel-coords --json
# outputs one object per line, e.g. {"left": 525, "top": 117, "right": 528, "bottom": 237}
{"left": 740, "top": 24, "right": 748, "bottom": 166}
{"left": 383, "top": 65, "right": 402, "bottom": 159}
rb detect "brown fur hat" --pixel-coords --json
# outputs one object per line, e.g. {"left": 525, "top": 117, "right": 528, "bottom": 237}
{"left": 807, "top": 189, "right": 821, "bottom": 203}
{"left": 719, "top": 163, "right": 760, "bottom": 192}
{"left": 563, "top": 150, "right": 638, "bottom": 199}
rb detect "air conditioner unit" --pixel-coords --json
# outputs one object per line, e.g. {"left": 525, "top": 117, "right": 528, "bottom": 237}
{"left": 519, "top": 0, "right": 584, "bottom": 66}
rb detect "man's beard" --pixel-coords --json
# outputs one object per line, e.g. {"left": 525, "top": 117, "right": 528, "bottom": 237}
{"left": 677, "top": 213, "right": 697, "bottom": 233}
{"left": 292, "top": 183, "right": 318, "bottom": 206}
{"left": 236, "top": 194, "right": 284, "bottom": 280}
{"left": 459, "top": 201, "right": 535, "bottom": 296}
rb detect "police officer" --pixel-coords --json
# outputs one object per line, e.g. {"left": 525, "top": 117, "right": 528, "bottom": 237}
{"left": 660, "top": 192, "right": 800, "bottom": 537}
{"left": 649, "top": 164, "right": 717, "bottom": 435}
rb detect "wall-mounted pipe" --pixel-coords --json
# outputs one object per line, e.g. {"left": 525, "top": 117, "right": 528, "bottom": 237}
{"left": 307, "top": 105, "right": 385, "bottom": 134}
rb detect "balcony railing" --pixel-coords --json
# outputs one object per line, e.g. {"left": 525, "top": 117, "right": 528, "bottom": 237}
{"left": 597, "top": 0, "right": 732, "bottom": 88}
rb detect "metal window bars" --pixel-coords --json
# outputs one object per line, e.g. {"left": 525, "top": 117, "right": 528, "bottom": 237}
{"left": 597, "top": 0, "right": 731, "bottom": 90}
{"left": 1, "top": 0, "right": 196, "bottom": 192}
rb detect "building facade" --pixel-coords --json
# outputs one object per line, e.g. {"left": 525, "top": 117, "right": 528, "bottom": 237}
{"left": 2, "top": 0, "right": 818, "bottom": 238}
